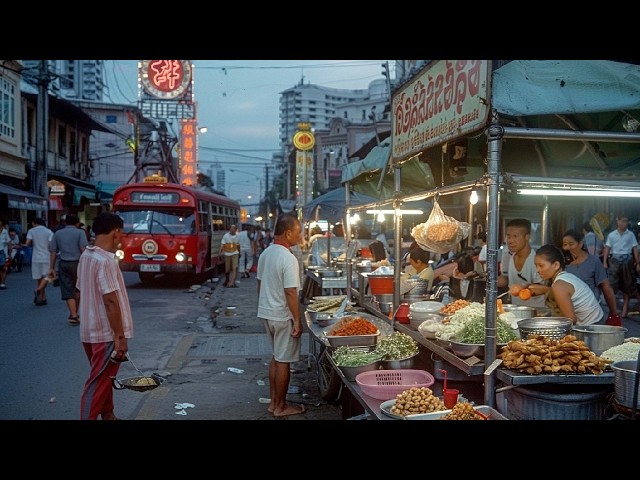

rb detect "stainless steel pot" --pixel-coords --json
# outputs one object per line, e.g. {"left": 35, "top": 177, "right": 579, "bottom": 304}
{"left": 572, "top": 325, "right": 628, "bottom": 356}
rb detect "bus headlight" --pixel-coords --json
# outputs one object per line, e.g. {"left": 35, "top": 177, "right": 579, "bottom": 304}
{"left": 115, "top": 249, "right": 125, "bottom": 260}
{"left": 175, "top": 251, "right": 186, "bottom": 262}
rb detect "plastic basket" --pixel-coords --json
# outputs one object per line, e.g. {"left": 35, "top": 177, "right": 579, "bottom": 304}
{"left": 355, "top": 369, "right": 435, "bottom": 400}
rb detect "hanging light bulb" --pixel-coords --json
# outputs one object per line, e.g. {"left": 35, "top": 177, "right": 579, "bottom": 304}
{"left": 469, "top": 190, "right": 479, "bottom": 205}
{"left": 350, "top": 213, "right": 360, "bottom": 224}
{"left": 377, "top": 213, "right": 385, "bottom": 222}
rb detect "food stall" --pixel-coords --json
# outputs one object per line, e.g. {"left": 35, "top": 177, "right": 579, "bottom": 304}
{"left": 327, "top": 60, "right": 640, "bottom": 418}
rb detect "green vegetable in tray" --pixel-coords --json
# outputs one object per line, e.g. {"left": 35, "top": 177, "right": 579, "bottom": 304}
{"left": 332, "top": 346, "right": 382, "bottom": 367}
{"left": 374, "top": 332, "right": 419, "bottom": 360}
{"left": 453, "top": 317, "right": 518, "bottom": 344}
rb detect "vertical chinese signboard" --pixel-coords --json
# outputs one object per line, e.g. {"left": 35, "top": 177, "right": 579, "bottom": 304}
{"left": 391, "top": 60, "right": 491, "bottom": 164}
{"left": 292, "top": 123, "right": 315, "bottom": 208}
{"left": 180, "top": 118, "right": 197, "bottom": 187}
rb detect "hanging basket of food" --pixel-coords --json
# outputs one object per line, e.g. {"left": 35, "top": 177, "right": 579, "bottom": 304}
{"left": 411, "top": 199, "right": 471, "bottom": 254}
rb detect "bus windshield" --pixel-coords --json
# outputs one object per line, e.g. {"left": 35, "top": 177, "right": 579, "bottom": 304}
{"left": 120, "top": 209, "right": 196, "bottom": 235}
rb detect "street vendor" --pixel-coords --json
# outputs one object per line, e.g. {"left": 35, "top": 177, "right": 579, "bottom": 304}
{"left": 406, "top": 247, "right": 435, "bottom": 292}
{"left": 497, "top": 218, "right": 546, "bottom": 308}
{"left": 534, "top": 244, "right": 603, "bottom": 325}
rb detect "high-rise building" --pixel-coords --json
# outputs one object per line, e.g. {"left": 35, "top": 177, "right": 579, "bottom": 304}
{"left": 21, "top": 60, "right": 105, "bottom": 101}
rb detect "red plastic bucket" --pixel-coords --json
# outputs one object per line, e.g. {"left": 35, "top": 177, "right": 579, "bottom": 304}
{"left": 368, "top": 275, "right": 394, "bottom": 295}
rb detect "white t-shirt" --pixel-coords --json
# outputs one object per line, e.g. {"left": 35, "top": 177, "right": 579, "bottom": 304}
{"left": 220, "top": 231, "right": 240, "bottom": 256}
{"left": 501, "top": 249, "right": 546, "bottom": 307}
{"left": 256, "top": 244, "right": 300, "bottom": 322}
{"left": 26, "top": 224, "right": 54, "bottom": 263}
{"left": 238, "top": 230, "right": 253, "bottom": 251}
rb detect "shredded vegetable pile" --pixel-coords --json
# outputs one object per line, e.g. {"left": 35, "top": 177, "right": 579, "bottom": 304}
{"left": 435, "top": 302, "right": 516, "bottom": 343}
{"left": 332, "top": 346, "right": 382, "bottom": 367}
{"left": 374, "top": 332, "right": 419, "bottom": 360}
{"left": 453, "top": 317, "right": 518, "bottom": 344}
{"left": 328, "top": 317, "right": 378, "bottom": 336}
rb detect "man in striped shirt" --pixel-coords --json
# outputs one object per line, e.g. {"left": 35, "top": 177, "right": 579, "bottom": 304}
{"left": 76, "top": 213, "right": 133, "bottom": 421}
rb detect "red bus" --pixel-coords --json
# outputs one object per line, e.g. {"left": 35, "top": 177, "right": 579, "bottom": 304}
{"left": 112, "top": 182, "right": 240, "bottom": 284}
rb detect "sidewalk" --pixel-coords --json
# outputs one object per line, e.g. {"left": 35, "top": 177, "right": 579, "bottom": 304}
{"left": 133, "top": 272, "right": 343, "bottom": 420}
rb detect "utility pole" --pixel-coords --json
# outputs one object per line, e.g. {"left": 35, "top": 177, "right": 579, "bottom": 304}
{"left": 35, "top": 60, "right": 50, "bottom": 210}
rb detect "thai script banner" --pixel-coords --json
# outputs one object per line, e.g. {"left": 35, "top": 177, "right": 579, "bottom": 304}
{"left": 391, "top": 60, "right": 491, "bottom": 163}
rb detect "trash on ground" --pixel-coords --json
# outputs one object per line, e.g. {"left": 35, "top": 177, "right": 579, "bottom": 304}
{"left": 49, "top": 397, "right": 56, "bottom": 403}
{"left": 176, "top": 409, "right": 187, "bottom": 415}
{"left": 227, "top": 367, "right": 244, "bottom": 374}
{"left": 257, "top": 380, "right": 265, "bottom": 386}
{"left": 258, "top": 397, "right": 271, "bottom": 404}
{"left": 175, "top": 402, "right": 195, "bottom": 409}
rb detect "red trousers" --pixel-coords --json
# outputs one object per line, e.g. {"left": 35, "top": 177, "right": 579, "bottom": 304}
{"left": 80, "top": 341, "right": 120, "bottom": 420}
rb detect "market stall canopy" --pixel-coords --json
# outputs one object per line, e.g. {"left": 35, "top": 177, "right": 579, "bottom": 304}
{"left": 492, "top": 60, "right": 640, "bottom": 116}
{"left": 341, "top": 139, "right": 437, "bottom": 198}
{"left": 344, "top": 60, "right": 640, "bottom": 195}
{"left": 301, "top": 187, "right": 378, "bottom": 224}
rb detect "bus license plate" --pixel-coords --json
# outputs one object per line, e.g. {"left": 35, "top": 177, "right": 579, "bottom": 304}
{"left": 140, "top": 264, "right": 160, "bottom": 272}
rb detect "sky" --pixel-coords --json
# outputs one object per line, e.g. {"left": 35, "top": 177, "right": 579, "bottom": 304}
{"left": 103, "top": 60, "right": 393, "bottom": 205}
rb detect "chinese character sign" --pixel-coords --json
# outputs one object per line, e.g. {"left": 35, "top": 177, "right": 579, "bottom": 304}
{"left": 180, "top": 119, "right": 198, "bottom": 187}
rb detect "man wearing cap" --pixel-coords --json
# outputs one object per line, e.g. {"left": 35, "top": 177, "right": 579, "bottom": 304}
{"left": 49, "top": 213, "right": 88, "bottom": 324}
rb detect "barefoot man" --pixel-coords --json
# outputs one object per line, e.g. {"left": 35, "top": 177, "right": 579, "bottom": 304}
{"left": 256, "top": 213, "right": 306, "bottom": 417}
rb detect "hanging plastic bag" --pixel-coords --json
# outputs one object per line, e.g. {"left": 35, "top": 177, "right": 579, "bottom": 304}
{"left": 411, "top": 199, "right": 471, "bottom": 254}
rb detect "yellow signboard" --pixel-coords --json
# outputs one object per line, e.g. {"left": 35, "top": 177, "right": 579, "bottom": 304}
{"left": 144, "top": 175, "right": 168, "bottom": 183}
{"left": 293, "top": 130, "right": 315, "bottom": 151}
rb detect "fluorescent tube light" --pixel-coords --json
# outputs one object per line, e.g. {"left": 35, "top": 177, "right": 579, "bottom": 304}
{"left": 366, "top": 209, "right": 424, "bottom": 215}
{"left": 517, "top": 189, "right": 640, "bottom": 198}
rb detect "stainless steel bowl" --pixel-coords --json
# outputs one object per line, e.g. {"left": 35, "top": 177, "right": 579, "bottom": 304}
{"left": 316, "top": 268, "right": 343, "bottom": 278}
{"left": 377, "top": 301, "right": 393, "bottom": 315}
{"left": 306, "top": 309, "right": 334, "bottom": 324}
{"left": 502, "top": 305, "right": 537, "bottom": 319}
{"left": 337, "top": 361, "right": 381, "bottom": 382}
{"left": 448, "top": 340, "right": 506, "bottom": 358}
{"left": 380, "top": 354, "right": 417, "bottom": 370}
{"left": 572, "top": 325, "right": 628, "bottom": 356}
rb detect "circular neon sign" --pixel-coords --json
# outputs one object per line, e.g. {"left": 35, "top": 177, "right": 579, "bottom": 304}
{"left": 141, "top": 60, "right": 191, "bottom": 99}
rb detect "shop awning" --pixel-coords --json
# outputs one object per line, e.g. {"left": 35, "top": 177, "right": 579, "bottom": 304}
{"left": 73, "top": 187, "right": 97, "bottom": 204}
{"left": 0, "top": 183, "right": 48, "bottom": 212}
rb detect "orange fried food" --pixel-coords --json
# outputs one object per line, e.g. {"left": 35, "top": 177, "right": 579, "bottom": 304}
{"left": 329, "top": 318, "right": 377, "bottom": 336}
{"left": 510, "top": 284, "right": 522, "bottom": 296}
{"left": 518, "top": 288, "right": 532, "bottom": 300}
{"left": 497, "top": 298, "right": 504, "bottom": 314}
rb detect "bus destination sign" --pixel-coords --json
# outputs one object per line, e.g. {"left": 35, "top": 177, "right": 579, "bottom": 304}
{"left": 131, "top": 192, "right": 180, "bottom": 204}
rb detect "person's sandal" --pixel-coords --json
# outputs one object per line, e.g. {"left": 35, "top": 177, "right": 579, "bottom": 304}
{"left": 68, "top": 315, "right": 80, "bottom": 325}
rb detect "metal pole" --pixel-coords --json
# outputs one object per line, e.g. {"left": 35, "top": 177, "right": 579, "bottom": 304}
{"left": 484, "top": 111, "right": 503, "bottom": 408}
{"left": 36, "top": 61, "right": 49, "bottom": 205}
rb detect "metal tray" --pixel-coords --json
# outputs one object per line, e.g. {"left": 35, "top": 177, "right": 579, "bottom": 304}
{"left": 323, "top": 330, "right": 380, "bottom": 347}
{"left": 323, "top": 315, "right": 381, "bottom": 346}
{"left": 406, "top": 405, "right": 507, "bottom": 420}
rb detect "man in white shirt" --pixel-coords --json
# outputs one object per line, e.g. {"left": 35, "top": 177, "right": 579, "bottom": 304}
{"left": 237, "top": 224, "right": 255, "bottom": 279}
{"left": 602, "top": 216, "right": 640, "bottom": 318}
{"left": 220, "top": 224, "right": 240, "bottom": 287}
{"left": 26, "top": 217, "right": 54, "bottom": 305}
